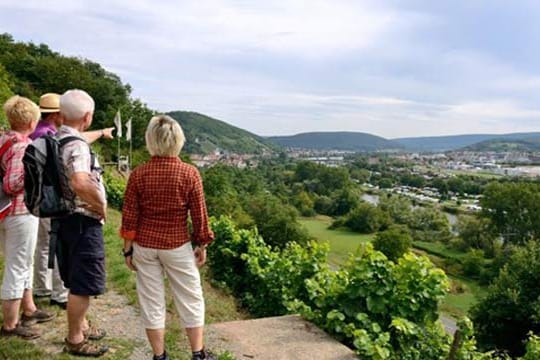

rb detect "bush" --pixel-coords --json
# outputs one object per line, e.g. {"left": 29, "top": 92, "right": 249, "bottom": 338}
{"left": 373, "top": 225, "right": 412, "bottom": 262}
{"left": 461, "top": 249, "right": 485, "bottom": 279}
{"left": 103, "top": 170, "right": 127, "bottom": 210}
{"left": 471, "top": 241, "right": 540, "bottom": 357}
{"left": 345, "top": 202, "right": 390, "bottom": 233}
{"left": 208, "top": 216, "right": 540, "bottom": 359}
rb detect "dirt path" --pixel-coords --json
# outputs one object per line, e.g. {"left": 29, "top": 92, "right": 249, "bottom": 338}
{"left": 32, "top": 290, "right": 152, "bottom": 359}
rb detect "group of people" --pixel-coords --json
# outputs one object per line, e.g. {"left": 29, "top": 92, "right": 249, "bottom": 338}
{"left": 0, "top": 90, "right": 216, "bottom": 360}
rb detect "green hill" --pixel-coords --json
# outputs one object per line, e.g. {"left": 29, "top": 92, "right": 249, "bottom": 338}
{"left": 464, "top": 137, "right": 540, "bottom": 152}
{"left": 168, "top": 111, "right": 278, "bottom": 154}
{"left": 394, "top": 132, "right": 540, "bottom": 152}
{"left": 268, "top": 131, "right": 402, "bottom": 152}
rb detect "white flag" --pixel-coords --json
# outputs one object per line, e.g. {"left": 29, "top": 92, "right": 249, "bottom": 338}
{"left": 113, "top": 110, "right": 122, "bottom": 138}
{"left": 125, "top": 118, "right": 132, "bottom": 141}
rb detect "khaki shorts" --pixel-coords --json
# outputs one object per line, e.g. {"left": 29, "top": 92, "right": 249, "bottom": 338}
{"left": 133, "top": 242, "right": 205, "bottom": 329}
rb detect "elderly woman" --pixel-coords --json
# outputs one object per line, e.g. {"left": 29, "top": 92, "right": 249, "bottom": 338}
{"left": 121, "top": 115, "right": 215, "bottom": 360}
{"left": 0, "top": 96, "right": 55, "bottom": 339}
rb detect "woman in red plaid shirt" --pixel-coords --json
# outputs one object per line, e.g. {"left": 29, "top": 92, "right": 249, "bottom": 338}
{"left": 121, "top": 115, "right": 215, "bottom": 360}
{"left": 0, "top": 96, "right": 55, "bottom": 340}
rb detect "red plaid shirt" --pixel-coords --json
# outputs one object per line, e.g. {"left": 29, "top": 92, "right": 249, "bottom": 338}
{"left": 121, "top": 156, "right": 214, "bottom": 249}
{"left": 0, "top": 131, "right": 32, "bottom": 216}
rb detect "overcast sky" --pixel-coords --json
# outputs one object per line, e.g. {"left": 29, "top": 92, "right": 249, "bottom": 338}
{"left": 1, "top": 0, "right": 539, "bottom": 138}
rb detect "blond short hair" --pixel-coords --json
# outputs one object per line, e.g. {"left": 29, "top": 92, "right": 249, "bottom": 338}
{"left": 3, "top": 95, "right": 40, "bottom": 130}
{"left": 60, "top": 89, "right": 94, "bottom": 121}
{"left": 145, "top": 115, "right": 185, "bottom": 156}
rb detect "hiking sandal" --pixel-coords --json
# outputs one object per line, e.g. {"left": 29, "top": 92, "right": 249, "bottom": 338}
{"left": 64, "top": 338, "right": 109, "bottom": 357}
{"left": 83, "top": 321, "right": 107, "bottom": 340}
{"left": 20, "top": 308, "right": 56, "bottom": 327}
{"left": 0, "top": 323, "right": 41, "bottom": 340}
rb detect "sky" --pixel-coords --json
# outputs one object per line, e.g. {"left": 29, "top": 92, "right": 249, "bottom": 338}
{"left": 0, "top": 0, "right": 539, "bottom": 138}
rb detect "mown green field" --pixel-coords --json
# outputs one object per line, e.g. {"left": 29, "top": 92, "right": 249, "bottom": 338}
{"left": 300, "top": 215, "right": 486, "bottom": 318}
{"left": 299, "top": 216, "right": 374, "bottom": 265}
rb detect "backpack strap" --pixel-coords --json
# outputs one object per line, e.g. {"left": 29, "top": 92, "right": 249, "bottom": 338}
{"left": 0, "top": 137, "right": 17, "bottom": 158}
{"left": 58, "top": 135, "right": 83, "bottom": 148}
{"left": 57, "top": 135, "right": 101, "bottom": 173}
{"left": 0, "top": 137, "right": 17, "bottom": 176}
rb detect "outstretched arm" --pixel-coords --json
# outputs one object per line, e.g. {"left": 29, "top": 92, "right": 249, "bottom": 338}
{"left": 82, "top": 127, "right": 115, "bottom": 144}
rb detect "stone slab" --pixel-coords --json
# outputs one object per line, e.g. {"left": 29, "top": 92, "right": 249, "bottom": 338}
{"left": 206, "top": 315, "right": 358, "bottom": 360}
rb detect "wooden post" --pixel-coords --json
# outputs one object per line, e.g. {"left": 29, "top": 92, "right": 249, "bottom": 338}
{"left": 447, "top": 329, "right": 462, "bottom": 360}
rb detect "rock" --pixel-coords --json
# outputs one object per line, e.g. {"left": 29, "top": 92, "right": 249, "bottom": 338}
{"left": 206, "top": 315, "right": 358, "bottom": 360}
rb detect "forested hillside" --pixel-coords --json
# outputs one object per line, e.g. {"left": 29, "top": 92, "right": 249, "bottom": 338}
{"left": 168, "top": 111, "right": 276, "bottom": 154}
{"left": 269, "top": 131, "right": 401, "bottom": 151}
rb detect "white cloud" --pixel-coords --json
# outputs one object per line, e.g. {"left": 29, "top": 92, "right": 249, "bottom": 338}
{"left": 1, "top": 0, "right": 540, "bottom": 138}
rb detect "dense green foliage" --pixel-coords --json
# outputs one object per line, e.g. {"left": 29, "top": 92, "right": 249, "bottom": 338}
{"left": 208, "top": 217, "right": 540, "bottom": 359}
{"left": 373, "top": 225, "right": 412, "bottom": 262}
{"left": 0, "top": 33, "right": 155, "bottom": 162}
{"left": 454, "top": 216, "right": 497, "bottom": 257}
{"left": 168, "top": 111, "right": 276, "bottom": 154}
{"left": 407, "top": 207, "right": 452, "bottom": 243}
{"left": 343, "top": 202, "right": 390, "bottom": 233}
{"left": 471, "top": 241, "right": 540, "bottom": 356}
{"left": 481, "top": 182, "right": 540, "bottom": 246}
{"left": 103, "top": 170, "right": 127, "bottom": 210}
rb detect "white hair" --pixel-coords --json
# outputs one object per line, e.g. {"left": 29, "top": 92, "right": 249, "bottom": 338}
{"left": 59, "top": 89, "right": 95, "bottom": 121}
{"left": 145, "top": 115, "right": 185, "bottom": 156}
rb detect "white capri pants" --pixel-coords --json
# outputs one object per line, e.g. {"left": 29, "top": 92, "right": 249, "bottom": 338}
{"left": 133, "top": 242, "right": 205, "bottom": 329}
{"left": 0, "top": 214, "right": 39, "bottom": 300}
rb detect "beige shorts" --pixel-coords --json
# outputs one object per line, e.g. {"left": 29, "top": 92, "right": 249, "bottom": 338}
{"left": 0, "top": 214, "right": 39, "bottom": 300}
{"left": 133, "top": 242, "right": 205, "bottom": 329}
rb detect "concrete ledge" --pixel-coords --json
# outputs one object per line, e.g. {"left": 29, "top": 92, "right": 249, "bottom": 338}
{"left": 206, "top": 315, "right": 358, "bottom": 360}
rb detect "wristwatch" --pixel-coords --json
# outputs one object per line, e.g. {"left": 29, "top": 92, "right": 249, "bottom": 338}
{"left": 122, "top": 247, "right": 133, "bottom": 257}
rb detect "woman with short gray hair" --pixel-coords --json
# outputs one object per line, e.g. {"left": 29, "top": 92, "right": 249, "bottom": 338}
{"left": 0, "top": 96, "right": 55, "bottom": 339}
{"left": 121, "top": 115, "right": 215, "bottom": 360}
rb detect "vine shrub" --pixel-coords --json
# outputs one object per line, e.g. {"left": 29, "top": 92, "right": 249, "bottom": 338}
{"left": 208, "top": 216, "right": 540, "bottom": 359}
{"left": 103, "top": 170, "right": 127, "bottom": 210}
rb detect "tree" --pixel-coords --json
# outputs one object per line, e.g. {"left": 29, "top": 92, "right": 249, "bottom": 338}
{"left": 408, "top": 207, "right": 452, "bottom": 243}
{"left": 293, "top": 191, "right": 315, "bottom": 216}
{"left": 373, "top": 225, "right": 412, "bottom": 262}
{"left": 244, "top": 193, "right": 309, "bottom": 249}
{"left": 0, "top": 64, "right": 13, "bottom": 128}
{"left": 330, "top": 188, "right": 360, "bottom": 216}
{"left": 344, "top": 202, "right": 389, "bottom": 233}
{"left": 481, "top": 182, "right": 540, "bottom": 246}
{"left": 378, "top": 194, "right": 412, "bottom": 225}
{"left": 455, "top": 215, "right": 497, "bottom": 257}
{"left": 471, "top": 241, "right": 540, "bottom": 357}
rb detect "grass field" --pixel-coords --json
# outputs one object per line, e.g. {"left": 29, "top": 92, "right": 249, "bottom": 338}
{"left": 299, "top": 216, "right": 374, "bottom": 265}
{"left": 413, "top": 241, "right": 468, "bottom": 262}
{"left": 300, "top": 215, "right": 486, "bottom": 319}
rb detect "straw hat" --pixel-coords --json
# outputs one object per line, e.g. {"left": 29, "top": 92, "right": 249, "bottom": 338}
{"left": 39, "top": 93, "right": 60, "bottom": 113}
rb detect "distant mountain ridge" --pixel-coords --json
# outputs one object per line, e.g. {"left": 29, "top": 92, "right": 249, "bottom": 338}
{"left": 167, "top": 111, "right": 277, "bottom": 154}
{"left": 164, "top": 111, "right": 540, "bottom": 154}
{"left": 394, "top": 132, "right": 540, "bottom": 152}
{"left": 268, "top": 132, "right": 402, "bottom": 152}
{"left": 464, "top": 136, "right": 540, "bottom": 152}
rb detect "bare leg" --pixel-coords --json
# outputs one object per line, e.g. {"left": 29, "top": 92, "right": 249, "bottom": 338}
{"left": 146, "top": 328, "right": 166, "bottom": 356}
{"left": 186, "top": 326, "right": 204, "bottom": 352}
{"left": 21, "top": 288, "right": 37, "bottom": 316}
{"left": 67, "top": 293, "right": 89, "bottom": 344}
{"left": 1, "top": 299, "right": 21, "bottom": 329}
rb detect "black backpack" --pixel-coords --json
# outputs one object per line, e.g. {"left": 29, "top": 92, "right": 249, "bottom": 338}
{"left": 23, "top": 135, "right": 81, "bottom": 218}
